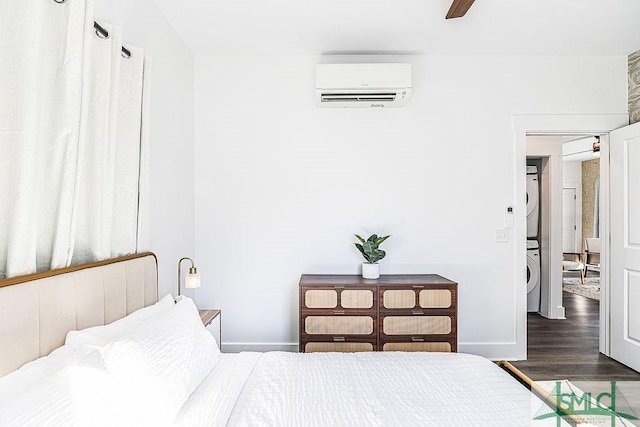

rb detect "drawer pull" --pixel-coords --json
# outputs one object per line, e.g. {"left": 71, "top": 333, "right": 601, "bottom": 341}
{"left": 411, "top": 337, "right": 425, "bottom": 342}
{"left": 333, "top": 310, "right": 345, "bottom": 315}
{"left": 333, "top": 337, "right": 346, "bottom": 342}
{"left": 412, "top": 285, "right": 425, "bottom": 289}
{"left": 412, "top": 311, "right": 424, "bottom": 315}
{"left": 334, "top": 286, "right": 346, "bottom": 289}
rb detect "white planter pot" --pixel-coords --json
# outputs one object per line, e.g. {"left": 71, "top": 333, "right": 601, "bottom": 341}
{"left": 362, "top": 263, "right": 380, "bottom": 279}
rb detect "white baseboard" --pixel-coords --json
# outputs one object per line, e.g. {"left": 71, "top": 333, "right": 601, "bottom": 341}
{"left": 222, "top": 342, "right": 298, "bottom": 353}
{"left": 221, "top": 342, "right": 527, "bottom": 360}
{"left": 553, "top": 305, "right": 566, "bottom": 319}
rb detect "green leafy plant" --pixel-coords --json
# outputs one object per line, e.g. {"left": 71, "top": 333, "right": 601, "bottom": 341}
{"left": 354, "top": 234, "right": 390, "bottom": 264}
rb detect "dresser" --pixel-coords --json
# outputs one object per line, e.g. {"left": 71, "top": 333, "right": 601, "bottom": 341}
{"left": 299, "top": 274, "right": 457, "bottom": 353}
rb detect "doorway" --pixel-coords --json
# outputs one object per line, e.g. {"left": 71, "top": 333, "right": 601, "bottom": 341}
{"left": 525, "top": 134, "right": 602, "bottom": 356}
{"left": 513, "top": 114, "right": 628, "bottom": 360}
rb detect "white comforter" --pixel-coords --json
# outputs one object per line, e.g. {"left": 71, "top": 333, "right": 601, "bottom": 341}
{"left": 176, "top": 352, "right": 558, "bottom": 426}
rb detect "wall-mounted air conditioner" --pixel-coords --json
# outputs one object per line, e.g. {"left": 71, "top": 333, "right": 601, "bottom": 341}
{"left": 315, "top": 63, "right": 412, "bottom": 108}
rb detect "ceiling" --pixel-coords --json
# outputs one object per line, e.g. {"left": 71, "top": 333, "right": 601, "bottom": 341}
{"left": 152, "top": 0, "right": 640, "bottom": 56}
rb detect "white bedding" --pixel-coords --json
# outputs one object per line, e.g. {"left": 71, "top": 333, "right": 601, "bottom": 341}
{"left": 0, "top": 346, "right": 138, "bottom": 426}
{"left": 0, "top": 346, "right": 577, "bottom": 426}
{"left": 0, "top": 292, "right": 576, "bottom": 427}
{"left": 0, "top": 296, "right": 218, "bottom": 427}
{"left": 175, "top": 352, "right": 561, "bottom": 427}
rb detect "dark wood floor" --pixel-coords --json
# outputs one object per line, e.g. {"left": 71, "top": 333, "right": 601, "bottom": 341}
{"left": 511, "top": 291, "right": 640, "bottom": 381}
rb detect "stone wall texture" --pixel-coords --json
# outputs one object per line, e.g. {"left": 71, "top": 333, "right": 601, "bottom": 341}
{"left": 629, "top": 50, "right": 640, "bottom": 124}
{"left": 582, "top": 158, "right": 600, "bottom": 249}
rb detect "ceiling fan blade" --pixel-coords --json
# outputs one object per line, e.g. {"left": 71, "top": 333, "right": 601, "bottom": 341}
{"left": 446, "top": 0, "right": 476, "bottom": 19}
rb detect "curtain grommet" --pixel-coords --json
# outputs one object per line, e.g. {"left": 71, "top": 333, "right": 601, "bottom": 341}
{"left": 94, "top": 22, "right": 110, "bottom": 39}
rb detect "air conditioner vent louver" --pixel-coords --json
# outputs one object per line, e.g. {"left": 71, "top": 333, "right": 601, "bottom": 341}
{"left": 321, "top": 93, "right": 397, "bottom": 103}
{"left": 316, "top": 63, "right": 412, "bottom": 108}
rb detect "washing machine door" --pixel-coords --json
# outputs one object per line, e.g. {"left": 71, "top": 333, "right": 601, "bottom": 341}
{"left": 527, "top": 253, "right": 540, "bottom": 293}
{"left": 526, "top": 176, "right": 538, "bottom": 218}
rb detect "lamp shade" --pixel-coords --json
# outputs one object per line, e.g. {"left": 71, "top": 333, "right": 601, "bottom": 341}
{"left": 178, "top": 257, "right": 201, "bottom": 296}
{"left": 185, "top": 272, "right": 201, "bottom": 289}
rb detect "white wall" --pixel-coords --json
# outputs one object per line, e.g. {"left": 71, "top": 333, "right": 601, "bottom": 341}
{"left": 93, "top": 1, "right": 195, "bottom": 299}
{"left": 563, "top": 161, "right": 582, "bottom": 184}
{"left": 194, "top": 54, "right": 627, "bottom": 358}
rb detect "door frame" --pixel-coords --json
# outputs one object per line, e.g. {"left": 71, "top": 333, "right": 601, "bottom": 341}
{"left": 513, "top": 114, "right": 627, "bottom": 359}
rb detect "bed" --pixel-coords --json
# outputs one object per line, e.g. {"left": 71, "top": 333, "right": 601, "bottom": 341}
{"left": 0, "top": 254, "right": 590, "bottom": 426}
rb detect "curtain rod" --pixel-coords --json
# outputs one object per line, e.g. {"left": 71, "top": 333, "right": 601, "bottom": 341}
{"left": 93, "top": 22, "right": 131, "bottom": 59}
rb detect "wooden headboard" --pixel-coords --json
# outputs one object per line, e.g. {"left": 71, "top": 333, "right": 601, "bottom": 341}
{"left": 0, "top": 252, "right": 158, "bottom": 377}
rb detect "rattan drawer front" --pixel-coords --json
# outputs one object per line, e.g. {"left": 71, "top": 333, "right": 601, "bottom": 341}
{"left": 382, "top": 289, "right": 415, "bottom": 309}
{"left": 341, "top": 290, "right": 374, "bottom": 309}
{"left": 383, "top": 316, "right": 451, "bottom": 335}
{"left": 382, "top": 342, "right": 452, "bottom": 352}
{"left": 305, "top": 342, "right": 374, "bottom": 353}
{"left": 305, "top": 316, "right": 374, "bottom": 335}
{"left": 418, "top": 289, "right": 452, "bottom": 308}
{"left": 304, "top": 289, "right": 338, "bottom": 309}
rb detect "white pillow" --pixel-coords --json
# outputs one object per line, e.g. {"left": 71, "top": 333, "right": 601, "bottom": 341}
{"left": 65, "top": 293, "right": 175, "bottom": 350}
{"left": 0, "top": 346, "right": 146, "bottom": 426}
{"left": 0, "top": 345, "right": 78, "bottom": 400}
{"left": 100, "top": 297, "right": 219, "bottom": 422}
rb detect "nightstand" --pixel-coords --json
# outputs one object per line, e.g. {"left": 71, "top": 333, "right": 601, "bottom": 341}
{"left": 199, "top": 309, "right": 222, "bottom": 350}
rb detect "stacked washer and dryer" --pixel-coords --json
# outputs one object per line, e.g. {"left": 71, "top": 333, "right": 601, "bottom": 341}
{"left": 526, "top": 166, "right": 541, "bottom": 313}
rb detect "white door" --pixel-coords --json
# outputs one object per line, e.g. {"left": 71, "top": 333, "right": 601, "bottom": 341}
{"left": 562, "top": 188, "right": 577, "bottom": 253}
{"left": 610, "top": 122, "right": 640, "bottom": 372}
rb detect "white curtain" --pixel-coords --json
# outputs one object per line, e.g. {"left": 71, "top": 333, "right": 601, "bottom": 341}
{"left": 0, "top": 0, "right": 149, "bottom": 278}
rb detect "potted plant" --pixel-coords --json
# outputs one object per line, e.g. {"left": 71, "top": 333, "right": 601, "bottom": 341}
{"left": 354, "top": 234, "right": 390, "bottom": 279}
